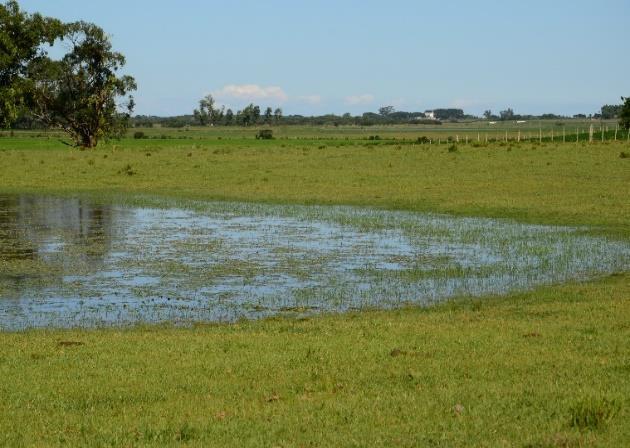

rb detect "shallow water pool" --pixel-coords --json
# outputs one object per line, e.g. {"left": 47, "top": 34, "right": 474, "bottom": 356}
{"left": 0, "top": 195, "right": 628, "bottom": 330}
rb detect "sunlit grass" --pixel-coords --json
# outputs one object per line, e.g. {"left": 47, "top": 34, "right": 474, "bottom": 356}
{"left": 0, "top": 132, "right": 629, "bottom": 446}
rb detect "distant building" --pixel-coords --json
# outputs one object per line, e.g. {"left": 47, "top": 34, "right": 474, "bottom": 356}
{"left": 424, "top": 111, "right": 436, "bottom": 120}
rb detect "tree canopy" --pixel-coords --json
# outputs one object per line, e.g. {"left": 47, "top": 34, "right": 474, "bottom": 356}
{"left": 0, "top": 0, "right": 64, "bottom": 126}
{"left": 1, "top": 1, "right": 135, "bottom": 147}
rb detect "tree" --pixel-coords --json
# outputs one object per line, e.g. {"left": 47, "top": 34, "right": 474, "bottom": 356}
{"left": 252, "top": 105, "right": 260, "bottom": 124}
{"left": 193, "top": 94, "right": 215, "bottom": 126}
{"left": 264, "top": 106, "right": 273, "bottom": 124}
{"left": 27, "top": 21, "right": 136, "bottom": 147}
{"left": 499, "top": 108, "right": 515, "bottom": 121}
{"left": 433, "top": 108, "right": 464, "bottom": 120}
{"left": 601, "top": 104, "right": 622, "bottom": 120}
{"left": 238, "top": 104, "right": 256, "bottom": 126}
{"left": 212, "top": 105, "right": 224, "bottom": 125}
{"left": 224, "top": 108, "right": 234, "bottom": 125}
{"left": 0, "top": 1, "right": 65, "bottom": 127}
{"left": 378, "top": 106, "right": 395, "bottom": 116}
{"left": 483, "top": 110, "right": 493, "bottom": 120}
{"left": 620, "top": 96, "right": 630, "bottom": 130}
{"left": 273, "top": 107, "right": 282, "bottom": 124}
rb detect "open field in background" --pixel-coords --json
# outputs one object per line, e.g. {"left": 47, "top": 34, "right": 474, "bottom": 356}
{"left": 1, "top": 118, "right": 626, "bottom": 141}
{"left": 1, "top": 128, "right": 629, "bottom": 446}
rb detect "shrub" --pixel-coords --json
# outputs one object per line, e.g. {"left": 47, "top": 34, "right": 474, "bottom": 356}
{"left": 133, "top": 131, "right": 146, "bottom": 139}
{"left": 416, "top": 136, "right": 430, "bottom": 144}
{"left": 448, "top": 144, "right": 458, "bottom": 153}
{"left": 256, "top": 129, "right": 274, "bottom": 140}
{"left": 620, "top": 152, "right": 629, "bottom": 159}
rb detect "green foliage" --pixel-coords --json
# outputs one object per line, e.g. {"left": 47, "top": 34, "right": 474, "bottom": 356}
{"left": 263, "top": 106, "right": 273, "bottom": 124}
{"left": 433, "top": 108, "right": 464, "bottom": 120}
{"left": 273, "top": 107, "right": 282, "bottom": 124}
{"left": 26, "top": 22, "right": 136, "bottom": 147}
{"left": 236, "top": 103, "right": 261, "bottom": 126}
{"left": 1, "top": 4, "right": 135, "bottom": 147}
{"left": 619, "top": 96, "right": 630, "bottom": 130}
{"left": 500, "top": 108, "right": 515, "bottom": 121}
{"left": 601, "top": 103, "right": 622, "bottom": 119}
{"left": 255, "top": 129, "right": 273, "bottom": 140}
{"left": 193, "top": 94, "right": 223, "bottom": 126}
{"left": 0, "top": 0, "right": 64, "bottom": 126}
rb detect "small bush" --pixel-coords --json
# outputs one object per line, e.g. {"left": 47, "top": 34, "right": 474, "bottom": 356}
{"left": 620, "top": 152, "right": 629, "bottom": 159}
{"left": 133, "top": 131, "right": 146, "bottom": 139}
{"left": 569, "top": 397, "right": 620, "bottom": 431}
{"left": 448, "top": 144, "right": 458, "bottom": 153}
{"left": 416, "top": 136, "right": 430, "bottom": 144}
{"left": 256, "top": 129, "right": 274, "bottom": 140}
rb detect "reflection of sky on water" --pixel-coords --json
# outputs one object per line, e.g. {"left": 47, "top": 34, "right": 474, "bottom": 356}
{"left": 0, "top": 195, "right": 629, "bottom": 330}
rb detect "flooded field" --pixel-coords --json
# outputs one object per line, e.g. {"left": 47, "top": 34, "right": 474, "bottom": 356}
{"left": 1, "top": 195, "right": 629, "bottom": 330}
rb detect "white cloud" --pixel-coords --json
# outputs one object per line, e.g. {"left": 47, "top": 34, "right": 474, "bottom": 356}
{"left": 297, "top": 95, "right": 322, "bottom": 105}
{"left": 213, "top": 84, "right": 288, "bottom": 103}
{"left": 344, "top": 94, "right": 375, "bottom": 106}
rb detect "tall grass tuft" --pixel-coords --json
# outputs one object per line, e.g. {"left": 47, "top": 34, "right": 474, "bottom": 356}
{"left": 569, "top": 397, "right": 620, "bottom": 431}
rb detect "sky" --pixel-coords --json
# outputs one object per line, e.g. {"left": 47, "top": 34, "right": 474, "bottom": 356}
{"left": 17, "top": 0, "right": 630, "bottom": 117}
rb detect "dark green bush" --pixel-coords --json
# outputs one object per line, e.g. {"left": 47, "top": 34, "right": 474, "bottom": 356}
{"left": 256, "top": 129, "right": 274, "bottom": 140}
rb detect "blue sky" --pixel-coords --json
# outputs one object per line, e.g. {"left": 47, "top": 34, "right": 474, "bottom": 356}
{"left": 18, "top": 0, "right": 630, "bottom": 116}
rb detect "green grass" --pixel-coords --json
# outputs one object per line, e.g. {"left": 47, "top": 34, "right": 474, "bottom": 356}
{"left": 0, "top": 136, "right": 628, "bottom": 233}
{"left": 1, "top": 130, "right": 629, "bottom": 446}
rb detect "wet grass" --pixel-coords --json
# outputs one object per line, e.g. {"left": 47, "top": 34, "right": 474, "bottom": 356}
{"left": 0, "top": 132, "right": 629, "bottom": 446}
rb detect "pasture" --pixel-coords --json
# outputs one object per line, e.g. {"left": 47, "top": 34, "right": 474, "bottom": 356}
{"left": 0, "top": 126, "right": 629, "bottom": 446}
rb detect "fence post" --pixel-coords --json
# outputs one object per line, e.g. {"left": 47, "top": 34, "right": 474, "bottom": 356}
{"left": 589, "top": 124, "right": 594, "bottom": 143}
{"left": 563, "top": 128, "right": 566, "bottom": 143}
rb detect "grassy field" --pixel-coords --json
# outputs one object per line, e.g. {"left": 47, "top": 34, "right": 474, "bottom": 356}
{"left": 1, "top": 129, "right": 629, "bottom": 446}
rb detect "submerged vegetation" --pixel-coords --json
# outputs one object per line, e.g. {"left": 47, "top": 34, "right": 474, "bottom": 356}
{"left": 2, "top": 195, "right": 628, "bottom": 330}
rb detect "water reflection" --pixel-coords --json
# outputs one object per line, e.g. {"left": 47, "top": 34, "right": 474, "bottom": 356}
{"left": 0, "top": 195, "right": 629, "bottom": 330}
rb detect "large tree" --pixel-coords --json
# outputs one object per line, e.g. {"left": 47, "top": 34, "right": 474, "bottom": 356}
{"left": 0, "top": 0, "right": 64, "bottom": 126}
{"left": 27, "top": 22, "right": 136, "bottom": 147}
{"left": 1, "top": 3, "right": 135, "bottom": 147}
